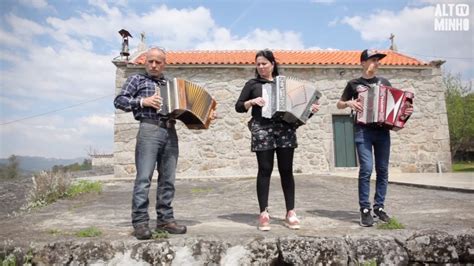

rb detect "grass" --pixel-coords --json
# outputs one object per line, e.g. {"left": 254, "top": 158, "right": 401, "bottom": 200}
{"left": 377, "top": 217, "right": 405, "bottom": 230}
{"left": 360, "top": 259, "right": 377, "bottom": 266}
{"left": 1, "top": 254, "right": 16, "bottom": 266}
{"left": 152, "top": 230, "right": 169, "bottom": 239}
{"left": 75, "top": 227, "right": 102, "bottom": 237}
{"left": 452, "top": 161, "right": 474, "bottom": 172}
{"left": 66, "top": 180, "right": 102, "bottom": 197}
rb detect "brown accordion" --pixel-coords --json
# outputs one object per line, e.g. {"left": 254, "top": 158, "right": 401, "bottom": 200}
{"left": 157, "top": 78, "right": 216, "bottom": 129}
{"left": 261, "top": 76, "right": 321, "bottom": 126}
{"left": 356, "top": 83, "right": 414, "bottom": 131}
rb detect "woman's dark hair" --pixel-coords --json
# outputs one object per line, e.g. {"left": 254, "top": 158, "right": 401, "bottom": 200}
{"left": 254, "top": 49, "right": 279, "bottom": 78}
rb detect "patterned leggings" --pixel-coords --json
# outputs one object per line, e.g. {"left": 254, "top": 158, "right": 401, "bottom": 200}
{"left": 256, "top": 147, "right": 295, "bottom": 213}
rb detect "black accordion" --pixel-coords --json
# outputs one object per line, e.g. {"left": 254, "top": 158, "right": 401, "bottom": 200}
{"left": 261, "top": 76, "right": 321, "bottom": 126}
{"left": 157, "top": 78, "right": 216, "bottom": 129}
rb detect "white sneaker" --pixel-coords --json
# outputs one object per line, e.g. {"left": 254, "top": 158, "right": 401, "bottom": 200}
{"left": 284, "top": 210, "right": 300, "bottom": 230}
{"left": 258, "top": 210, "right": 271, "bottom": 231}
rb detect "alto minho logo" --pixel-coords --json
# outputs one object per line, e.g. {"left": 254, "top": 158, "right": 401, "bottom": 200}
{"left": 434, "top": 3, "right": 470, "bottom": 31}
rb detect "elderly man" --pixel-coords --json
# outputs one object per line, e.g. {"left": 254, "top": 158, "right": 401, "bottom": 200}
{"left": 115, "top": 47, "right": 206, "bottom": 239}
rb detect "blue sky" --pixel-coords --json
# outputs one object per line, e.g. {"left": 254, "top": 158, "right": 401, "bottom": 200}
{"left": 0, "top": 0, "right": 472, "bottom": 159}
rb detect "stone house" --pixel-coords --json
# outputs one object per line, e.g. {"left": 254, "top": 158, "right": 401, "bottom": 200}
{"left": 112, "top": 48, "right": 451, "bottom": 178}
{"left": 90, "top": 154, "right": 114, "bottom": 168}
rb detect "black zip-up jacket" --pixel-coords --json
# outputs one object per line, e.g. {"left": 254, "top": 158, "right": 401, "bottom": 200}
{"left": 235, "top": 77, "right": 273, "bottom": 120}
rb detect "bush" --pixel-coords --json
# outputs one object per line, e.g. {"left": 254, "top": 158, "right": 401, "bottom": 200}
{"left": 0, "top": 155, "right": 20, "bottom": 179}
{"left": 25, "top": 171, "right": 102, "bottom": 209}
{"left": 27, "top": 171, "right": 72, "bottom": 209}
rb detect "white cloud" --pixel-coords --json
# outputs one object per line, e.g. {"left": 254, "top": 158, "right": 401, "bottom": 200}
{"left": 5, "top": 14, "right": 48, "bottom": 37}
{"left": 80, "top": 114, "right": 114, "bottom": 128}
{"left": 0, "top": 114, "right": 113, "bottom": 158}
{"left": 196, "top": 28, "right": 305, "bottom": 50}
{"left": 306, "top": 46, "right": 339, "bottom": 51}
{"left": 340, "top": 5, "right": 474, "bottom": 78}
{"left": 0, "top": 96, "right": 32, "bottom": 111}
{"left": 18, "top": 0, "right": 48, "bottom": 9}
{"left": 0, "top": 1, "right": 334, "bottom": 159}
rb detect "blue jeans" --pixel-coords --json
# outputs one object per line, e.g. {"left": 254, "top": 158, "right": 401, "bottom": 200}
{"left": 132, "top": 121, "right": 179, "bottom": 227}
{"left": 354, "top": 125, "right": 391, "bottom": 210}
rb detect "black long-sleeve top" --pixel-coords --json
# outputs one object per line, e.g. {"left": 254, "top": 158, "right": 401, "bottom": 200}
{"left": 235, "top": 77, "right": 273, "bottom": 119}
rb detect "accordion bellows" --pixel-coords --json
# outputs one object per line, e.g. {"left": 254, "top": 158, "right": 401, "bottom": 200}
{"left": 262, "top": 76, "right": 322, "bottom": 126}
{"left": 356, "top": 84, "right": 414, "bottom": 131}
{"left": 157, "top": 78, "right": 217, "bottom": 129}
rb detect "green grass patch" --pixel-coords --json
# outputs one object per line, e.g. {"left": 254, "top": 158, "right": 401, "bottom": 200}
{"left": 66, "top": 180, "right": 102, "bottom": 198}
{"left": 377, "top": 217, "right": 405, "bottom": 230}
{"left": 360, "top": 259, "right": 377, "bottom": 266}
{"left": 75, "top": 227, "right": 102, "bottom": 237}
{"left": 152, "top": 230, "right": 169, "bottom": 239}
{"left": 452, "top": 161, "right": 474, "bottom": 172}
{"left": 190, "top": 187, "right": 213, "bottom": 194}
{"left": 1, "top": 254, "right": 17, "bottom": 266}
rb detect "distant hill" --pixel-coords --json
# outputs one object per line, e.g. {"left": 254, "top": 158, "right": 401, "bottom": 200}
{"left": 0, "top": 156, "right": 86, "bottom": 173}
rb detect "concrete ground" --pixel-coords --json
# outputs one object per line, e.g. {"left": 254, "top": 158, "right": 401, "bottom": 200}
{"left": 1, "top": 174, "right": 472, "bottom": 246}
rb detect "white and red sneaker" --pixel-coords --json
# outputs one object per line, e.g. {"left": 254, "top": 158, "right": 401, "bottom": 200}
{"left": 284, "top": 210, "right": 300, "bottom": 229}
{"left": 258, "top": 210, "right": 271, "bottom": 231}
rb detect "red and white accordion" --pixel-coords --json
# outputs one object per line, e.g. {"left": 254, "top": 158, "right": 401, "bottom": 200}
{"left": 356, "top": 83, "right": 414, "bottom": 131}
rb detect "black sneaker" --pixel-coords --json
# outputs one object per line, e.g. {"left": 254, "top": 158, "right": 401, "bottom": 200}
{"left": 374, "top": 207, "right": 391, "bottom": 223}
{"left": 134, "top": 223, "right": 152, "bottom": 240}
{"left": 360, "top": 208, "right": 374, "bottom": 227}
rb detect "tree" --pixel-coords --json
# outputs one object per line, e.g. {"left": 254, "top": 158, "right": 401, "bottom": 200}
{"left": 0, "top": 154, "right": 20, "bottom": 179}
{"left": 444, "top": 73, "right": 474, "bottom": 160}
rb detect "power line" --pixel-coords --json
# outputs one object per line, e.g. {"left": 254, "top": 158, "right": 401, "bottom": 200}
{"left": 1, "top": 94, "right": 114, "bottom": 126}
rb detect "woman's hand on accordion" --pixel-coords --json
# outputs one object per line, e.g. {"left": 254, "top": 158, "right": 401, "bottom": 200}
{"left": 251, "top": 97, "right": 266, "bottom": 107}
{"left": 310, "top": 102, "right": 321, "bottom": 113}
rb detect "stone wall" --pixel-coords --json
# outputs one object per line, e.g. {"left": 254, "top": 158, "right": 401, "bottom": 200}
{"left": 91, "top": 154, "right": 114, "bottom": 167}
{"left": 2, "top": 230, "right": 473, "bottom": 264}
{"left": 113, "top": 63, "right": 452, "bottom": 178}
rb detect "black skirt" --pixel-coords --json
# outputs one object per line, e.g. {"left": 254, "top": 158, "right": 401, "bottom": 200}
{"left": 248, "top": 118, "right": 298, "bottom": 152}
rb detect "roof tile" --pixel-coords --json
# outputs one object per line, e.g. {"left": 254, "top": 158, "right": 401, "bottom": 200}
{"left": 132, "top": 50, "right": 428, "bottom": 66}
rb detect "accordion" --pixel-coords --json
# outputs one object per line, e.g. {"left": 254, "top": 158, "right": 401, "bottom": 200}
{"left": 356, "top": 83, "right": 414, "bottom": 131}
{"left": 261, "top": 76, "right": 322, "bottom": 126}
{"left": 156, "top": 78, "right": 217, "bottom": 129}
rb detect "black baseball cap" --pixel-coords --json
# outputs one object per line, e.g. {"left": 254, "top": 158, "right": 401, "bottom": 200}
{"left": 360, "top": 49, "right": 386, "bottom": 62}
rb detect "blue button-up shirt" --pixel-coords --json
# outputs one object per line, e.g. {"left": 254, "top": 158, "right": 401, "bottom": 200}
{"left": 114, "top": 73, "right": 169, "bottom": 121}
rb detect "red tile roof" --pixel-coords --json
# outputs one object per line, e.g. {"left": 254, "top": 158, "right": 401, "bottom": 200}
{"left": 132, "top": 50, "right": 428, "bottom": 67}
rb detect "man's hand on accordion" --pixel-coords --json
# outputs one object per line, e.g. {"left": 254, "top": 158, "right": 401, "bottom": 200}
{"left": 400, "top": 102, "right": 414, "bottom": 120}
{"left": 143, "top": 94, "right": 163, "bottom": 111}
{"left": 346, "top": 100, "right": 363, "bottom": 113}
{"left": 403, "top": 102, "right": 414, "bottom": 116}
{"left": 210, "top": 109, "right": 218, "bottom": 121}
{"left": 310, "top": 102, "right": 321, "bottom": 114}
